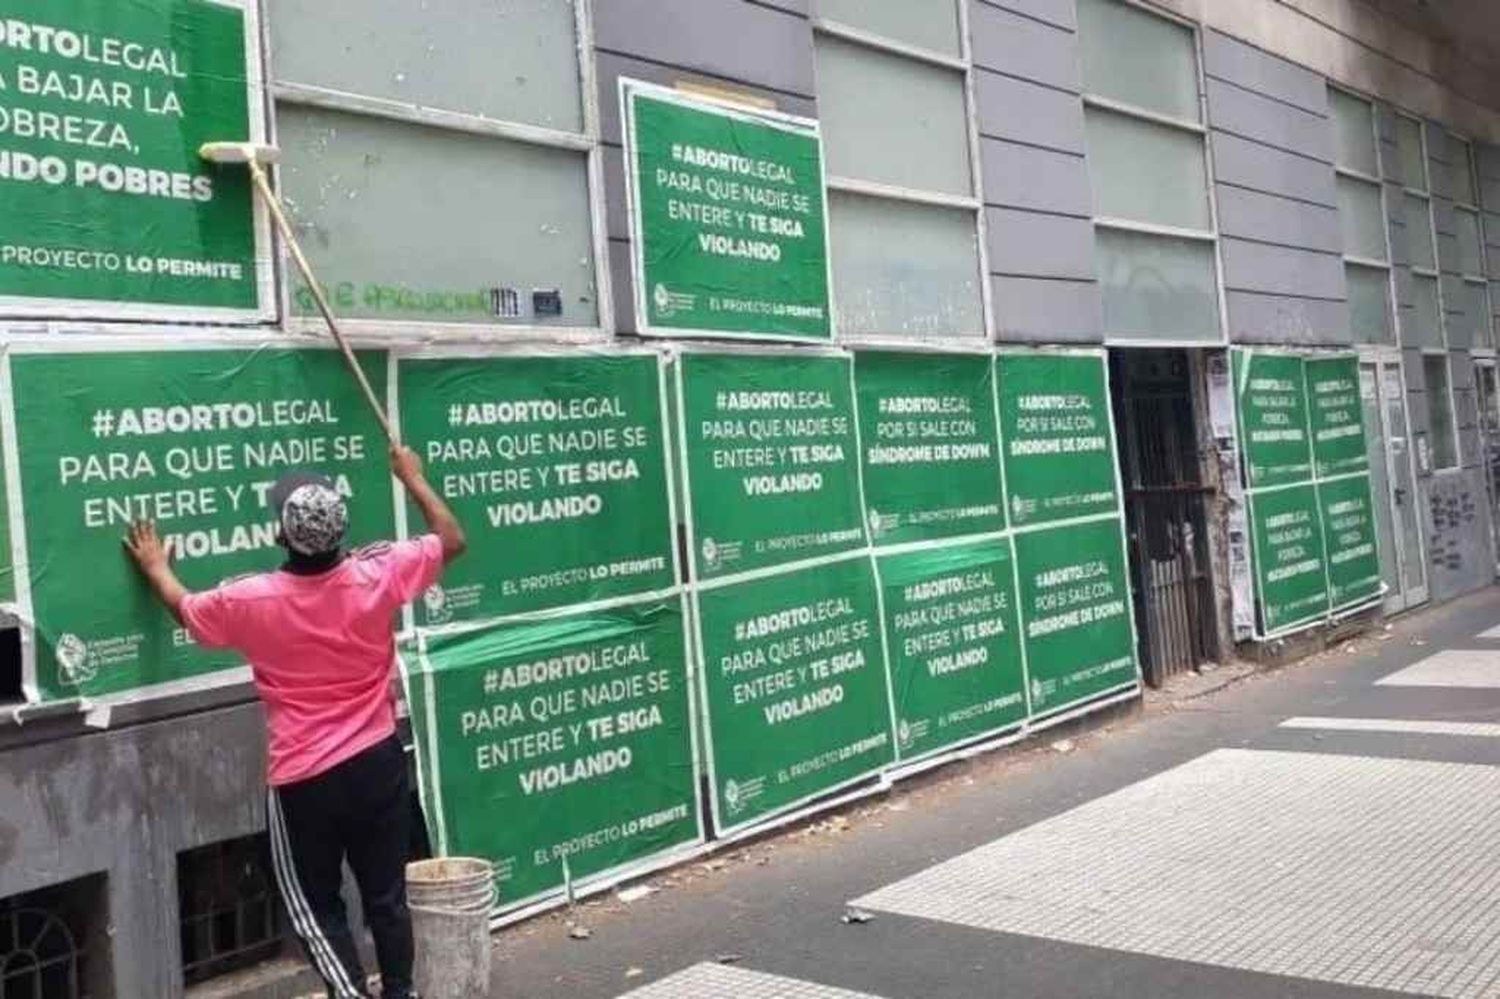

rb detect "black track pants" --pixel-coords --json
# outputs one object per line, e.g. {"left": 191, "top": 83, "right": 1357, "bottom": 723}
{"left": 267, "top": 735, "right": 414, "bottom": 999}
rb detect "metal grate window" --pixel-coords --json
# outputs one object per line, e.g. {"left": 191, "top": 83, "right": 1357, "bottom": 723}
{"left": 0, "top": 876, "right": 104, "bottom": 999}
{"left": 177, "top": 836, "right": 284, "bottom": 985}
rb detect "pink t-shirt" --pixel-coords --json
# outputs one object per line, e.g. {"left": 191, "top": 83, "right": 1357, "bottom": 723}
{"left": 180, "top": 535, "right": 444, "bottom": 786}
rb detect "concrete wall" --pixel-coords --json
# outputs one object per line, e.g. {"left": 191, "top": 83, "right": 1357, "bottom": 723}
{"left": 0, "top": 704, "right": 268, "bottom": 998}
{"left": 1203, "top": 30, "right": 1348, "bottom": 345}
{"left": 970, "top": 0, "right": 1102, "bottom": 342}
{"left": 1152, "top": 0, "right": 1500, "bottom": 143}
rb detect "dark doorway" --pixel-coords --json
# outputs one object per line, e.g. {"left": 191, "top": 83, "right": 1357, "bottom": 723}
{"left": 1110, "top": 349, "right": 1219, "bottom": 685}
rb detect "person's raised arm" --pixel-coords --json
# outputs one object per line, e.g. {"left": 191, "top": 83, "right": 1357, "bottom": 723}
{"left": 124, "top": 520, "right": 189, "bottom": 624}
{"left": 391, "top": 444, "right": 467, "bottom": 563}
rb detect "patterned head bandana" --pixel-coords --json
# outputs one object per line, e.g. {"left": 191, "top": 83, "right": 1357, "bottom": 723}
{"left": 270, "top": 472, "right": 348, "bottom": 556}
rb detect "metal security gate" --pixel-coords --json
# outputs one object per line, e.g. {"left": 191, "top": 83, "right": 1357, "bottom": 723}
{"left": 1110, "top": 350, "right": 1218, "bottom": 685}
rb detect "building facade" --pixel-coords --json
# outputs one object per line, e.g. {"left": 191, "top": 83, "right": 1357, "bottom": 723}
{"left": 6, "top": 1, "right": 1500, "bottom": 995}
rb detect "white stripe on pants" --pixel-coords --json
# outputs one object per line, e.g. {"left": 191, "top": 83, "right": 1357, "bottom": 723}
{"left": 267, "top": 789, "right": 365, "bottom": 998}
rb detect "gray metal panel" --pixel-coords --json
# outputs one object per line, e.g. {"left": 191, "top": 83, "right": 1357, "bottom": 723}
{"left": 1224, "top": 289, "right": 1356, "bottom": 345}
{"left": 1205, "top": 78, "right": 1332, "bottom": 163}
{"left": 1221, "top": 237, "right": 1345, "bottom": 299}
{"left": 1427, "top": 124, "right": 1456, "bottom": 201}
{"left": 1432, "top": 196, "right": 1457, "bottom": 237}
{"left": 1394, "top": 265, "right": 1414, "bottom": 307}
{"left": 1201, "top": 30, "right": 1328, "bottom": 118}
{"left": 986, "top": 207, "right": 1095, "bottom": 280}
{"left": 1215, "top": 184, "right": 1340, "bottom": 254}
{"left": 970, "top": 1, "right": 1080, "bottom": 93}
{"left": 1225, "top": 290, "right": 1350, "bottom": 344}
{"left": 1452, "top": 350, "right": 1478, "bottom": 391}
{"left": 1211, "top": 132, "right": 1337, "bottom": 208}
{"left": 977, "top": 0, "right": 1076, "bottom": 31}
{"left": 1425, "top": 468, "right": 1493, "bottom": 600}
{"left": 1402, "top": 346, "right": 1427, "bottom": 395}
{"left": 755, "top": 0, "right": 808, "bottom": 12}
{"left": 1476, "top": 142, "right": 1500, "bottom": 182}
{"left": 1437, "top": 232, "right": 1461, "bottom": 275}
{"left": 593, "top": 0, "right": 815, "bottom": 98}
{"left": 974, "top": 69, "right": 1085, "bottom": 152}
{"left": 604, "top": 145, "right": 628, "bottom": 241}
{"left": 609, "top": 238, "right": 637, "bottom": 335}
{"left": 991, "top": 275, "right": 1103, "bottom": 342}
{"left": 981, "top": 139, "right": 1090, "bottom": 216}
{"left": 1375, "top": 104, "right": 1398, "bottom": 145}
{"left": 595, "top": 52, "right": 818, "bottom": 146}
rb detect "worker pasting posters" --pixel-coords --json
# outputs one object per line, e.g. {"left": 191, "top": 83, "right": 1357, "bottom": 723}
{"left": 0, "top": 0, "right": 271, "bottom": 320}
{"left": 395, "top": 351, "right": 677, "bottom": 626}
{"left": 405, "top": 596, "right": 701, "bottom": 909}
{"left": 676, "top": 349, "right": 866, "bottom": 580}
{"left": 854, "top": 350, "right": 1006, "bottom": 545}
{"left": 875, "top": 539, "right": 1025, "bottom": 761}
{"left": 4, "top": 341, "right": 391, "bottom": 702}
{"left": 997, "top": 352, "right": 1120, "bottom": 528}
{"left": 692, "top": 553, "right": 894, "bottom": 833}
{"left": 622, "top": 79, "right": 833, "bottom": 341}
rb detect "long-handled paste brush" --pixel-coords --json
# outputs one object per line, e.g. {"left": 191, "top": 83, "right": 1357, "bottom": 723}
{"left": 199, "top": 141, "right": 396, "bottom": 443}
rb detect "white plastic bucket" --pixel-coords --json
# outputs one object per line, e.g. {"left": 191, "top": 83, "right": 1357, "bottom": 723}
{"left": 407, "top": 858, "right": 494, "bottom": 997}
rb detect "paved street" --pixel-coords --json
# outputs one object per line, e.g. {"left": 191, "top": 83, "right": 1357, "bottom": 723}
{"left": 492, "top": 588, "right": 1500, "bottom": 998}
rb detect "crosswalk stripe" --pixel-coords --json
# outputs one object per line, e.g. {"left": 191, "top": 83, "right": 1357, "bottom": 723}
{"left": 616, "top": 963, "right": 889, "bottom": 998}
{"left": 1280, "top": 716, "right": 1500, "bottom": 737}
{"left": 1376, "top": 649, "right": 1500, "bottom": 688}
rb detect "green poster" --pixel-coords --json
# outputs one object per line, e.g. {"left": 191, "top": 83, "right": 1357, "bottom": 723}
{"left": 1014, "top": 518, "right": 1136, "bottom": 715}
{"left": 396, "top": 353, "right": 675, "bottom": 624}
{"left": 407, "top": 597, "right": 700, "bottom": 908}
{"left": 1248, "top": 483, "right": 1328, "bottom": 633}
{"left": 876, "top": 539, "right": 1025, "bottom": 761}
{"left": 854, "top": 351, "right": 1005, "bottom": 544}
{"left": 624, "top": 81, "right": 831, "bottom": 341}
{"left": 1318, "top": 474, "right": 1382, "bottom": 610}
{"left": 1232, "top": 350, "right": 1312, "bottom": 489}
{"left": 0, "top": 1, "right": 265, "bottom": 317}
{"left": 997, "top": 353, "right": 1119, "bottom": 528}
{"left": 694, "top": 555, "right": 893, "bottom": 831}
{"left": 677, "top": 351, "right": 865, "bottom": 579}
{"left": 1306, "top": 355, "right": 1369, "bottom": 479}
{"left": 9, "top": 346, "right": 392, "bottom": 701}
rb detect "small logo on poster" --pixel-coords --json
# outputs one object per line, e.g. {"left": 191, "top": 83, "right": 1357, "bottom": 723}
{"left": 652, "top": 283, "right": 696, "bottom": 318}
{"left": 897, "top": 719, "right": 912, "bottom": 749}
{"left": 701, "top": 537, "right": 720, "bottom": 569}
{"left": 55, "top": 633, "right": 95, "bottom": 686}
{"left": 423, "top": 585, "right": 452, "bottom": 625}
{"left": 723, "top": 778, "right": 742, "bottom": 813}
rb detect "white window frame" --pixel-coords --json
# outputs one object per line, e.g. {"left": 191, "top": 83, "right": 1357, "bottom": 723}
{"left": 1329, "top": 85, "right": 1396, "bottom": 347}
{"left": 1078, "top": 0, "right": 1228, "bottom": 348}
{"left": 1393, "top": 111, "right": 1449, "bottom": 352}
{"left": 811, "top": 1, "right": 992, "bottom": 345}
{"left": 262, "top": 0, "right": 611, "bottom": 342}
{"left": 1447, "top": 132, "right": 1494, "bottom": 350}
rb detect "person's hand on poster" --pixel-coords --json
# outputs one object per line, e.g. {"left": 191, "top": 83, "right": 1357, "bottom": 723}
{"left": 123, "top": 518, "right": 189, "bottom": 621}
